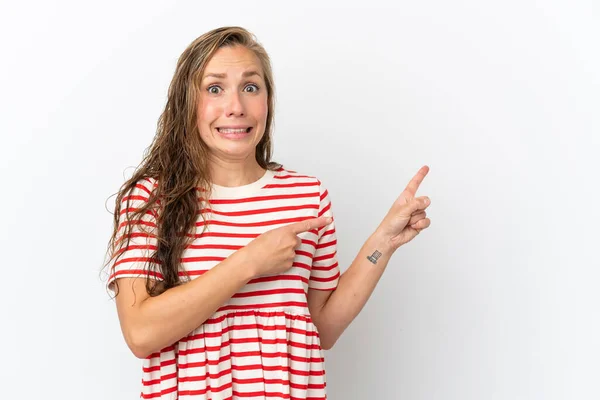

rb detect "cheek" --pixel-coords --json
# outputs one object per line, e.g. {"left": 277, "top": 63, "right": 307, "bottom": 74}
{"left": 255, "top": 97, "right": 269, "bottom": 122}
{"left": 201, "top": 103, "right": 217, "bottom": 120}
{"left": 198, "top": 100, "right": 220, "bottom": 129}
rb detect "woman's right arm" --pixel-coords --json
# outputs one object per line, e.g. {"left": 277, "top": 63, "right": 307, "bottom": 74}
{"left": 113, "top": 215, "right": 330, "bottom": 359}
{"left": 114, "top": 248, "right": 255, "bottom": 359}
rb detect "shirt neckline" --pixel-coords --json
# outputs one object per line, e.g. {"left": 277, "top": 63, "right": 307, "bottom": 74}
{"left": 210, "top": 168, "right": 276, "bottom": 198}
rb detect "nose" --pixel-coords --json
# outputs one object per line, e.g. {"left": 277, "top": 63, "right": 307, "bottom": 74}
{"left": 225, "top": 91, "right": 245, "bottom": 117}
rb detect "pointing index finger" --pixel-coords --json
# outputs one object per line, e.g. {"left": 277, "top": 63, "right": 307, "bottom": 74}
{"left": 403, "top": 165, "right": 429, "bottom": 197}
{"left": 289, "top": 216, "right": 332, "bottom": 235}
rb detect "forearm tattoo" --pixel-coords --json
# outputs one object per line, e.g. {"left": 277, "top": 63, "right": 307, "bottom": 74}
{"left": 366, "top": 250, "right": 382, "bottom": 264}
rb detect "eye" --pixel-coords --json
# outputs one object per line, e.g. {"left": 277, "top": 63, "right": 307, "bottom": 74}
{"left": 207, "top": 85, "right": 221, "bottom": 94}
{"left": 244, "top": 84, "right": 259, "bottom": 93}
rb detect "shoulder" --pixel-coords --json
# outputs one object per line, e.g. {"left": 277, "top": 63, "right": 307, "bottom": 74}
{"left": 120, "top": 176, "right": 160, "bottom": 210}
{"left": 273, "top": 165, "right": 331, "bottom": 201}
{"left": 127, "top": 176, "right": 158, "bottom": 196}
{"left": 273, "top": 165, "right": 325, "bottom": 187}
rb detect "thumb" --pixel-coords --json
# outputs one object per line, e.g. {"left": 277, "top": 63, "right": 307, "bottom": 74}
{"left": 288, "top": 216, "right": 332, "bottom": 235}
{"left": 405, "top": 196, "right": 430, "bottom": 214}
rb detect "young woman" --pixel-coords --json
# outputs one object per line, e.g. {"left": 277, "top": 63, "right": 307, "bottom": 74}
{"left": 104, "top": 26, "right": 431, "bottom": 400}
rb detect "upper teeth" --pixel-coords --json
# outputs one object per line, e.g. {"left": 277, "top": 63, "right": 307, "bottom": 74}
{"left": 219, "top": 128, "right": 247, "bottom": 133}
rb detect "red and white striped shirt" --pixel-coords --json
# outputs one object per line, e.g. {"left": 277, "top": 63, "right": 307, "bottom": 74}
{"left": 108, "top": 166, "right": 340, "bottom": 399}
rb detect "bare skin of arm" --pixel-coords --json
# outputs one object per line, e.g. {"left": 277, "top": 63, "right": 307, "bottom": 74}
{"left": 113, "top": 216, "right": 331, "bottom": 359}
{"left": 308, "top": 166, "right": 432, "bottom": 350}
{"left": 114, "top": 249, "right": 255, "bottom": 359}
{"left": 307, "top": 231, "right": 394, "bottom": 350}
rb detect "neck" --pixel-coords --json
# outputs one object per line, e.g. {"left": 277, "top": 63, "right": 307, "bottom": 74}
{"left": 208, "top": 157, "right": 266, "bottom": 187}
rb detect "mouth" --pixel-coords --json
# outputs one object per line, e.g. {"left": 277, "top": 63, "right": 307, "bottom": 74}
{"left": 216, "top": 127, "right": 253, "bottom": 134}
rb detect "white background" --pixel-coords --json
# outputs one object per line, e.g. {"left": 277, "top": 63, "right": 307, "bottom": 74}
{"left": 1, "top": 1, "right": 598, "bottom": 399}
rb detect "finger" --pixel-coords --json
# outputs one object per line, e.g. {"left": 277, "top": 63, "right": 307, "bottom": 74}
{"left": 409, "top": 211, "right": 426, "bottom": 225}
{"left": 289, "top": 216, "right": 332, "bottom": 235}
{"left": 402, "top": 165, "right": 429, "bottom": 198}
{"left": 411, "top": 218, "right": 431, "bottom": 230}
{"left": 408, "top": 196, "right": 430, "bottom": 213}
{"left": 418, "top": 196, "right": 431, "bottom": 211}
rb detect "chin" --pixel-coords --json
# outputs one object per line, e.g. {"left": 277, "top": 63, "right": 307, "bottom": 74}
{"left": 219, "top": 144, "right": 257, "bottom": 157}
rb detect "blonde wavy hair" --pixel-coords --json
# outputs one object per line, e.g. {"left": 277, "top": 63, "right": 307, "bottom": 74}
{"left": 102, "top": 26, "right": 281, "bottom": 298}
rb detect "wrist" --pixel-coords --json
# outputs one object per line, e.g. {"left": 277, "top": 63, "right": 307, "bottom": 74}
{"left": 230, "top": 247, "right": 258, "bottom": 282}
{"left": 369, "top": 229, "right": 395, "bottom": 256}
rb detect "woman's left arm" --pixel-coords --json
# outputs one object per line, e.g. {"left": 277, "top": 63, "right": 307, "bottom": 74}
{"left": 307, "top": 231, "right": 395, "bottom": 350}
{"left": 308, "top": 166, "right": 431, "bottom": 350}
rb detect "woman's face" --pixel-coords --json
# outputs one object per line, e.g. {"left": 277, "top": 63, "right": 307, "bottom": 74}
{"left": 197, "top": 45, "right": 268, "bottom": 164}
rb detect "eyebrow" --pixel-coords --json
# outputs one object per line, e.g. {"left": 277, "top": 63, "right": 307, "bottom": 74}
{"left": 203, "top": 70, "right": 262, "bottom": 80}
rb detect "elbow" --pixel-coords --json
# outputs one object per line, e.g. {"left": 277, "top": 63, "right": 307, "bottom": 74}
{"left": 130, "top": 343, "right": 152, "bottom": 360}
{"left": 320, "top": 338, "right": 337, "bottom": 351}
{"left": 315, "top": 323, "right": 339, "bottom": 351}
{"left": 125, "top": 328, "right": 154, "bottom": 359}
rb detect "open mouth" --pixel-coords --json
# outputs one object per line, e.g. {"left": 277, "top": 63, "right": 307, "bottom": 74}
{"left": 217, "top": 127, "right": 252, "bottom": 134}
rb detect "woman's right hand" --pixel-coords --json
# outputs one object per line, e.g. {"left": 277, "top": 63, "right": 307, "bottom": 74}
{"left": 240, "top": 216, "right": 333, "bottom": 278}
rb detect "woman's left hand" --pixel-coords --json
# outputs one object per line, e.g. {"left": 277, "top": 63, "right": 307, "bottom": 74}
{"left": 375, "top": 165, "right": 432, "bottom": 252}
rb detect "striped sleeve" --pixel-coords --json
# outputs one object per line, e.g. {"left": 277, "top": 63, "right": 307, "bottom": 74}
{"left": 309, "top": 180, "right": 341, "bottom": 291}
{"left": 107, "top": 177, "right": 163, "bottom": 294}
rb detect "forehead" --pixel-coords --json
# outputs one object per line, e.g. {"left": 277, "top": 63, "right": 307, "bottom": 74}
{"left": 203, "top": 45, "right": 263, "bottom": 78}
